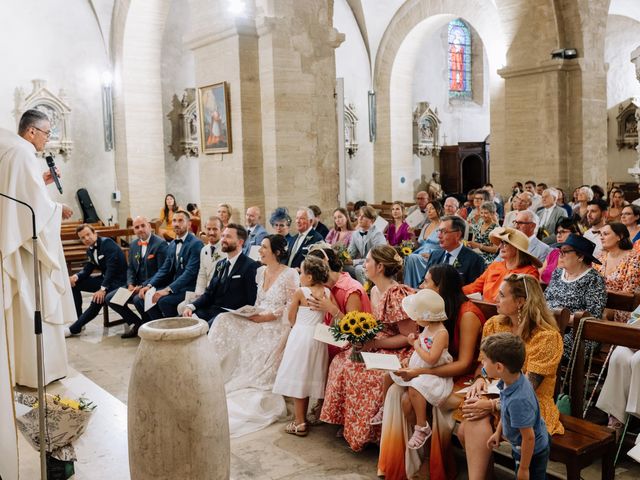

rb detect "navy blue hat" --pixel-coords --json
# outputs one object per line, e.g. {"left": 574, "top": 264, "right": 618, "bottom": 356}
{"left": 555, "top": 234, "right": 601, "bottom": 265}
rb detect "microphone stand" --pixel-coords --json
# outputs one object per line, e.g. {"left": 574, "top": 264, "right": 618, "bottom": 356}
{"left": 0, "top": 192, "right": 48, "bottom": 480}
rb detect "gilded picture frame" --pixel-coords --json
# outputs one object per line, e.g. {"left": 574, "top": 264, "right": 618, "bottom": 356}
{"left": 198, "top": 82, "right": 232, "bottom": 154}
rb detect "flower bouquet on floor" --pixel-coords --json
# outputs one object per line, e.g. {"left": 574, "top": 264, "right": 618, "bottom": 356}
{"left": 330, "top": 311, "right": 383, "bottom": 363}
{"left": 15, "top": 392, "right": 97, "bottom": 480}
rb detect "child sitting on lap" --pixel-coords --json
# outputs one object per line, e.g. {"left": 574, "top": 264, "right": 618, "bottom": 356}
{"left": 371, "top": 289, "right": 453, "bottom": 450}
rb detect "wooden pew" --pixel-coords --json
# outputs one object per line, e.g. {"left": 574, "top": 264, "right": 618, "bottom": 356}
{"left": 62, "top": 226, "right": 134, "bottom": 328}
{"left": 470, "top": 300, "right": 615, "bottom": 480}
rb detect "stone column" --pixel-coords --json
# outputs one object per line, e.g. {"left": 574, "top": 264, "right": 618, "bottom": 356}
{"left": 256, "top": 0, "right": 343, "bottom": 216}
{"left": 626, "top": 46, "right": 640, "bottom": 181}
{"left": 185, "top": 0, "right": 264, "bottom": 220}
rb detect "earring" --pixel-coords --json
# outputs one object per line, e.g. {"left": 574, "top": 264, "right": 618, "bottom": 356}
{"left": 517, "top": 307, "right": 522, "bottom": 325}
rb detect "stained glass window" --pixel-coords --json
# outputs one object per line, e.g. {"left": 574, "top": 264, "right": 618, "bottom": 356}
{"left": 448, "top": 19, "right": 471, "bottom": 98}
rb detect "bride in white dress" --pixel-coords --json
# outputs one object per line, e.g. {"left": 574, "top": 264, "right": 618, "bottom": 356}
{"left": 208, "top": 234, "right": 299, "bottom": 437}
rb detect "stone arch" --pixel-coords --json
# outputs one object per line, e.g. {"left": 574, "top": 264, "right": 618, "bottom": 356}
{"left": 111, "top": 0, "right": 172, "bottom": 219}
{"left": 373, "top": 0, "right": 508, "bottom": 201}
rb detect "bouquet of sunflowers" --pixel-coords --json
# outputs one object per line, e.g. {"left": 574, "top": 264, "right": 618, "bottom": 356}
{"left": 333, "top": 243, "right": 352, "bottom": 265}
{"left": 330, "top": 311, "right": 383, "bottom": 362}
{"left": 398, "top": 240, "right": 414, "bottom": 258}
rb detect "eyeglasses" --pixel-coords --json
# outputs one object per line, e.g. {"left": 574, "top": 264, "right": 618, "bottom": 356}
{"left": 559, "top": 248, "right": 576, "bottom": 256}
{"left": 32, "top": 126, "right": 51, "bottom": 138}
{"left": 556, "top": 228, "right": 572, "bottom": 235}
{"left": 272, "top": 223, "right": 287, "bottom": 228}
{"left": 437, "top": 228, "right": 458, "bottom": 235}
{"left": 474, "top": 197, "right": 484, "bottom": 201}
{"left": 513, "top": 221, "right": 534, "bottom": 226}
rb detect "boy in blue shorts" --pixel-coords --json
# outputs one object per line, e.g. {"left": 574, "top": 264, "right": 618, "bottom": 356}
{"left": 483, "top": 333, "right": 550, "bottom": 480}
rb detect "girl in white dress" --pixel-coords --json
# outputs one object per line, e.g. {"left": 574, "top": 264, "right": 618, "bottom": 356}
{"left": 273, "top": 256, "right": 337, "bottom": 437}
{"left": 370, "top": 289, "right": 453, "bottom": 449}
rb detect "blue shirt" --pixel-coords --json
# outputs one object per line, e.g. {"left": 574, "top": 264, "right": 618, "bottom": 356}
{"left": 498, "top": 374, "right": 549, "bottom": 455}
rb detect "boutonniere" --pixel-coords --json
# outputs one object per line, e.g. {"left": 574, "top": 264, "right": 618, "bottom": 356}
{"left": 148, "top": 254, "right": 155, "bottom": 259}
{"left": 212, "top": 251, "right": 221, "bottom": 262}
{"left": 215, "top": 262, "right": 225, "bottom": 274}
{"left": 134, "top": 252, "right": 141, "bottom": 263}
{"left": 452, "top": 258, "right": 461, "bottom": 269}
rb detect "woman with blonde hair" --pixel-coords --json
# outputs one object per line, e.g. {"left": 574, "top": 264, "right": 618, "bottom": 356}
{"left": 386, "top": 201, "right": 413, "bottom": 246}
{"left": 217, "top": 203, "right": 232, "bottom": 228}
{"left": 572, "top": 186, "right": 593, "bottom": 226}
{"left": 458, "top": 274, "right": 563, "bottom": 479}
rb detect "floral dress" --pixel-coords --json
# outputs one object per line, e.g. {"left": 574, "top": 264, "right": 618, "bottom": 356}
{"left": 470, "top": 220, "right": 498, "bottom": 265}
{"left": 320, "top": 284, "right": 417, "bottom": 451}
{"left": 593, "top": 249, "right": 640, "bottom": 322}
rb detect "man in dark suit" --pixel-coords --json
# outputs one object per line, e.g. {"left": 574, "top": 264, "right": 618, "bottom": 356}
{"left": 424, "top": 215, "right": 486, "bottom": 285}
{"left": 107, "top": 216, "right": 168, "bottom": 338}
{"left": 138, "top": 210, "right": 203, "bottom": 319}
{"left": 66, "top": 224, "right": 127, "bottom": 336}
{"left": 183, "top": 223, "right": 259, "bottom": 327}
{"left": 309, "top": 205, "right": 329, "bottom": 238}
{"left": 286, "top": 208, "right": 324, "bottom": 269}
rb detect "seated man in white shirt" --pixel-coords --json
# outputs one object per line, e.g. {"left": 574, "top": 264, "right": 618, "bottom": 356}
{"left": 504, "top": 192, "right": 539, "bottom": 229}
{"left": 509, "top": 210, "right": 551, "bottom": 263}
{"left": 177, "top": 216, "right": 226, "bottom": 314}
{"left": 524, "top": 180, "right": 542, "bottom": 212}
{"left": 583, "top": 199, "right": 608, "bottom": 258}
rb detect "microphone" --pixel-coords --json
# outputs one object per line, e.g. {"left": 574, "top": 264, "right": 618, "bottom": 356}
{"left": 45, "top": 154, "right": 63, "bottom": 194}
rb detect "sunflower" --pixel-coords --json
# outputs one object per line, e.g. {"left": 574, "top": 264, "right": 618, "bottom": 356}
{"left": 401, "top": 246, "right": 412, "bottom": 256}
{"left": 339, "top": 318, "right": 352, "bottom": 334}
{"left": 360, "top": 321, "right": 371, "bottom": 330}
{"left": 352, "top": 326, "right": 364, "bottom": 337}
{"left": 348, "top": 317, "right": 358, "bottom": 327}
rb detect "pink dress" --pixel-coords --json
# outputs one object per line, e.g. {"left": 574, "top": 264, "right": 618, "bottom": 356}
{"left": 326, "top": 229, "right": 353, "bottom": 247}
{"left": 386, "top": 222, "right": 412, "bottom": 246}
{"left": 320, "top": 284, "right": 416, "bottom": 451}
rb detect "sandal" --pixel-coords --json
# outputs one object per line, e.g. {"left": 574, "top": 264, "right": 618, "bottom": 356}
{"left": 307, "top": 400, "right": 324, "bottom": 426}
{"left": 285, "top": 421, "right": 308, "bottom": 437}
{"left": 407, "top": 424, "right": 432, "bottom": 450}
{"left": 370, "top": 406, "right": 384, "bottom": 425}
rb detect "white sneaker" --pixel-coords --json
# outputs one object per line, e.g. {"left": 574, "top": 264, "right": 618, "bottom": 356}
{"left": 64, "top": 327, "right": 72, "bottom": 338}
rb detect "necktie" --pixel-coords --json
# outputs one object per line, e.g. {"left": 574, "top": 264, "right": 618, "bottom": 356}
{"left": 444, "top": 252, "right": 452, "bottom": 265}
{"left": 220, "top": 260, "right": 230, "bottom": 281}
{"left": 138, "top": 240, "right": 148, "bottom": 247}
{"left": 175, "top": 238, "right": 184, "bottom": 259}
{"left": 288, "top": 235, "right": 304, "bottom": 266}
{"left": 210, "top": 245, "right": 215, "bottom": 257}
{"left": 175, "top": 239, "right": 184, "bottom": 245}
{"left": 359, "top": 231, "right": 368, "bottom": 237}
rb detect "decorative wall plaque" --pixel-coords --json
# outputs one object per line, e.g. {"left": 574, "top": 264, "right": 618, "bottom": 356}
{"left": 344, "top": 103, "right": 358, "bottom": 157}
{"left": 413, "top": 101, "right": 441, "bottom": 157}
{"left": 168, "top": 88, "right": 199, "bottom": 159}
{"left": 15, "top": 79, "right": 73, "bottom": 156}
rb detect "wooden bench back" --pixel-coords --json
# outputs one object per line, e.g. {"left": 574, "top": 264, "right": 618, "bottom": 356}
{"left": 571, "top": 318, "right": 640, "bottom": 417}
{"left": 605, "top": 290, "right": 640, "bottom": 312}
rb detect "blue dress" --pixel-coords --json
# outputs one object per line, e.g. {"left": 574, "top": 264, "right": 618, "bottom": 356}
{"left": 403, "top": 223, "right": 442, "bottom": 288}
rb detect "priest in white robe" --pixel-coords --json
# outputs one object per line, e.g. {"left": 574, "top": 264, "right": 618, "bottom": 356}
{"left": 0, "top": 109, "right": 74, "bottom": 392}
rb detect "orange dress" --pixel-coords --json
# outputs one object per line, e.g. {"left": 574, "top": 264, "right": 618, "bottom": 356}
{"left": 159, "top": 208, "right": 176, "bottom": 239}
{"left": 482, "top": 315, "right": 564, "bottom": 435}
{"left": 462, "top": 261, "right": 539, "bottom": 303}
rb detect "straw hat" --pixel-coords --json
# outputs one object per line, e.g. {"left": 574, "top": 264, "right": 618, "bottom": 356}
{"left": 402, "top": 289, "right": 448, "bottom": 323}
{"left": 489, "top": 226, "right": 542, "bottom": 268}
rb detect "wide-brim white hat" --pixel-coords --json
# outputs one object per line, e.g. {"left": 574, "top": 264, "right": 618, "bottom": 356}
{"left": 402, "top": 289, "right": 448, "bottom": 322}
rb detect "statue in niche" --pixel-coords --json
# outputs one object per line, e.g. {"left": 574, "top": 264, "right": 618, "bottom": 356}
{"left": 627, "top": 116, "right": 638, "bottom": 136}
{"left": 167, "top": 88, "right": 199, "bottom": 159}
{"left": 616, "top": 98, "right": 639, "bottom": 150}
{"left": 413, "top": 102, "right": 441, "bottom": 157}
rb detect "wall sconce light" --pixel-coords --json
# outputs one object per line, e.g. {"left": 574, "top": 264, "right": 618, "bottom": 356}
{"left": 101, "top": 71, "right": 114, "bottom": 151}
{"left": 551, "top": 48, "right": 578, "bottom": 60}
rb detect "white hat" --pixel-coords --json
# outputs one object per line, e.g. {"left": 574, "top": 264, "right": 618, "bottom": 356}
{"left": 402, "top": 289, "right": 448, "bottom": 323}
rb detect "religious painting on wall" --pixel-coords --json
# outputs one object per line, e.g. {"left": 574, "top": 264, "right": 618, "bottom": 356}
{"left": 198, "top": 82, "right": 232, "bottom": 154}
{"left": 448, "top": 19, "right": 472, "bottom": 98}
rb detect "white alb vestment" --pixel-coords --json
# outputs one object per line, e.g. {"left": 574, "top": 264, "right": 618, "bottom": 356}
{"left": 0, "top": 127, "right": 72, "bottom": 389}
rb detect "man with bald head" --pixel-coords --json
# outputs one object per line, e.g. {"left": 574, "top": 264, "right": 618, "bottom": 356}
{"left": 106, "top": 216, "right": 168, "bottom": 338}
{"left": 242, "top": 205, "right": 267, "bottom": 256}
{"left": 407, "top": 191, "right": 430, "bottom": 229}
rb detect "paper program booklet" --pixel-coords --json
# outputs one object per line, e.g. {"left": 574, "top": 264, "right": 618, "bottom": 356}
{"left": 313, "top": 324, "right": 348, "bottom": 348}
{"left": 361, "top": 352, "right": 402, "bottom": 371}
{"left": 222, "top": 305, "right": 265, "bottom": 317}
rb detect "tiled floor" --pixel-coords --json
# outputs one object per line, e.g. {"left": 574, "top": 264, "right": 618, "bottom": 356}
{"left": 17, "top": 298, "right": 640, "bottom": 479}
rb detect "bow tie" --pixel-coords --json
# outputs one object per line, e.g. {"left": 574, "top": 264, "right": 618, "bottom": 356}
{"left": 138, "top": 240, "right": 148, "bottom": 247}
{"left": 175, "top": 239, "right": 184, "bottom": 245}
{"left": 359, "top": 231, "right": 368, "bottom": 237}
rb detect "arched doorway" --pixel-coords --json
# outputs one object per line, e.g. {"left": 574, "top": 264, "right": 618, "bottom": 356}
{"left": 461, "top": 154, "right": 484, "bottom": 192}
